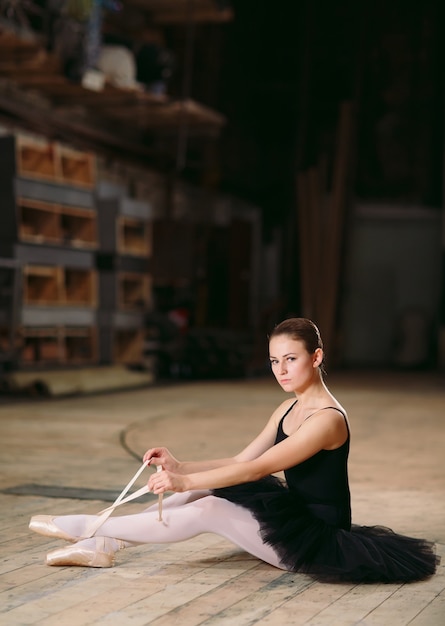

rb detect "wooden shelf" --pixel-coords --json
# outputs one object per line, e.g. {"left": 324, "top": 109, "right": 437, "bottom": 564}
{"left": 117, "top": 217, "right": 151, "bottom": 257}
{"left": 113, "top": 328, "right": 144, "bottom": 364}
{"left": 18, "top": 199, "right": 98, "bottom": 248}
{"left": 21, "top": 326, "right": 96, "bottom": 365}
{"left": 118, "top": 272, "right": 151, "bottom": 311}
{"left": 23, "top": 265, "right": 97, "bottom": 307}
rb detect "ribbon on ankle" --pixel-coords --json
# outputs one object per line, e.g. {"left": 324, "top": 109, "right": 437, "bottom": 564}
{"left": 81, "top": 460, "right": 159, "bottom": 539}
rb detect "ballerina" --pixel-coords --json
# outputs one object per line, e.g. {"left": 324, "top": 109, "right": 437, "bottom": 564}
{"left": 29, "top": 318, "right": 439, "bottom": 582}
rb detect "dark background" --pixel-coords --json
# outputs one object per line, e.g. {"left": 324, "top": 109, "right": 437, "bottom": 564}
{"left": 188, "top": 0, "right": 444, "bottom": 224}
{"left": 0, "top": 0, "right": 443, "bottom": 374}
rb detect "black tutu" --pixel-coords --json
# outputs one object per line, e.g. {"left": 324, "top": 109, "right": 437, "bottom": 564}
{"left": 213, "top": 476, "right": 439, "bottom": 583}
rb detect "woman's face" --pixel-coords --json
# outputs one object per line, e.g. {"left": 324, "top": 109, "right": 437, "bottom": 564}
{"left": 269, "top": 334, "right": 320, "bottom": 393}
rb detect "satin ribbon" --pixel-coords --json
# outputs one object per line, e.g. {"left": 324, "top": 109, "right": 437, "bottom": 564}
{"left": 81, "top": 460, "right": 163, "bottom": 538}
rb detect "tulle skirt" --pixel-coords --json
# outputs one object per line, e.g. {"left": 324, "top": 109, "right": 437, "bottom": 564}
{"left": 213, "top": 476, "right": 439, "bottom": 583}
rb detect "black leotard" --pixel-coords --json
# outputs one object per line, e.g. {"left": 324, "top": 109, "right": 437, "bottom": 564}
{"left": 276, "top": 404, "right": 351, "bottom": 529}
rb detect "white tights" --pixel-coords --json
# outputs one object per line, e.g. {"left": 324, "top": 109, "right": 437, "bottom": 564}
{"left": 54, "top": 491, "right": 285, "bottom": 569}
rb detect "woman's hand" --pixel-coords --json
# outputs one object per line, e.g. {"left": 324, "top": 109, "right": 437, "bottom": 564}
{"left": 143, "top": 447, "right": 181, "bottom": 473}
{"left": 148, "top": 468, "right": 188, "bottom": 494}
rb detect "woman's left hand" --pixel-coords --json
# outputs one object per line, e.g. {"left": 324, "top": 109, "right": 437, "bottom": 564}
{"left": 148, "top": 469, "right": 187, "bottom": 494}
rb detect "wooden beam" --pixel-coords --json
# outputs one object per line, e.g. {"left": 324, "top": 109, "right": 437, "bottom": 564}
{"left": 320, "top": 101, "right": 354, "bottom": 360}
{"left": 0, "top": 89, "right": 165, "bottom": 167}
{"left": 153, "top": 8, "right": 233, "bottom": 24}
{"left": 125, "top": 0, "right": 234, "bottom": 24}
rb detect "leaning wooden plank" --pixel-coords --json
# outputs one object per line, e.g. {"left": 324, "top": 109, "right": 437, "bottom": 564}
{"left": 296, "top": 170, "right": 313, "bottom": 319}
{"left": 308, "top": 166, "right": 324, "bottom": 322}
{"left": 319, "top": 101, "right": 354, "bottom": 357}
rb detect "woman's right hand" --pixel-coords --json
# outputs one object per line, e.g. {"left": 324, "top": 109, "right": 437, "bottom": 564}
{"left": 143, "top": 447, "right": 181, "bottom": 473}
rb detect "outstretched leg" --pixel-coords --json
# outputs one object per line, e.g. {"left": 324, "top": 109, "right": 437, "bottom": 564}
{"left": 50, "top": 490, "right": 212, "bottom": 540}
{"left": 47, "top": 494, "right": 285, "bottom": 569}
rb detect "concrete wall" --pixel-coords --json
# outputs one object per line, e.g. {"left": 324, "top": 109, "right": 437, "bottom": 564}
{"left": 341, "top": 204, "right": 442, "bottom": 367}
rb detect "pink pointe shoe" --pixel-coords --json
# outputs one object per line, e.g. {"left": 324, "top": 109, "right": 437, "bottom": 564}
{"left": 46, "top": 537, "right": 121, "bottom": 568}
{"left": 29, "top": 515, "right": 78, "bottom": 542}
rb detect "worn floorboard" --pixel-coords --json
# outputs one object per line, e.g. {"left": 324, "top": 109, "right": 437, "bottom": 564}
{"left": 0, "top": 371, "right": 444, "bottom": 625}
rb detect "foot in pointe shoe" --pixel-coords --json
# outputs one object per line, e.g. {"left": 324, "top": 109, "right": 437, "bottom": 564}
{"left": 45, "top": 538, "right": 120, "bottom": 568}
{"left": 29, "top": 515, "right": 77, "bottom": 542}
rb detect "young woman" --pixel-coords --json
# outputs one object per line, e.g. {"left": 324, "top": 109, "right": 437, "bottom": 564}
{"left": 29, "top": 318, "right": 439, "bottom": 582}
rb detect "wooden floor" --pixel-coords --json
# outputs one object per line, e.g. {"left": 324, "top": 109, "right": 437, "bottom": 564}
{"left": 0, "top": 370, "right": 444, "bottom": 625}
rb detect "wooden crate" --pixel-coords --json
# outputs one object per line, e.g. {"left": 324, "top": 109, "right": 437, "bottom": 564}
{"left": 16, "top": 135, "right": 59, "bottom": 181}
{"left": 16, "top": 135, "right": 96, "bottom": 188}
{"left": 63, "top": 268, "right": 97, "bottom": 307}
{"left": 58, "top": 145, "right": 96, "bottom": 188}
{"left": 18, "top": 199, "right": 60, "bottom": 244}
{"left": 23, "top": 265, "right": 97, "bottom": 307}
{"left": 18, "top": 199, "right": 98, "bottom": 248}
{"left": 23, "top": 265, "right": 61, "bottom": 305}
{"left": 20, "top": 326, "right": 97, "bottom": 365}
{"left": 60, "top": 206, "right": 97, "bottom": 248}
{"left": 117, "top": 217, "right": 151, "bottom": 257}
{"left": 113, "top": 328, "right": 144, "bottom": 364}
{"left": 118, "top": 272, "right": 151, "bottom": 311}
{"left": 21, "top": 327, "right": 63, "bottom": 364}
{"left": 64, "top": 327, "right": 97, "bottom": 363}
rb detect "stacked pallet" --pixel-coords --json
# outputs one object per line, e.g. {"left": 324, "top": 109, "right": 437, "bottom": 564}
{"left": 0, "top": 131, "right": 156, "bottom": 371}
{"left": 0, "top": 132, "right": 98, "bottom": 368}
{"left": 96, "top": 195, "right": 153, "bottom": 367}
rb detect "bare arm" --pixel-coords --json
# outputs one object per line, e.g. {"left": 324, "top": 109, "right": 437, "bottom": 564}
{"left": 143, "top": 399, "right": 295, "bottom": 475}
{"left": 149, "top": 408, "right": 348, "bottom": 494}
{"left": 143, "top": 448, "right": 236, "bottom": 474}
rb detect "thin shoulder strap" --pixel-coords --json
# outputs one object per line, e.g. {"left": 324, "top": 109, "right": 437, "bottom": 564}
{"left": 279, "top": 399, "right": 298, "bottom": 423}
{"left": 278, "top": 399, "right": 298, "bottom": 431}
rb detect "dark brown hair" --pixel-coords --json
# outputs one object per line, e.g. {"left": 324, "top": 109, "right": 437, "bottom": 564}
{"left": 269, "top": 318, "right": 326, "bottom": 372}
